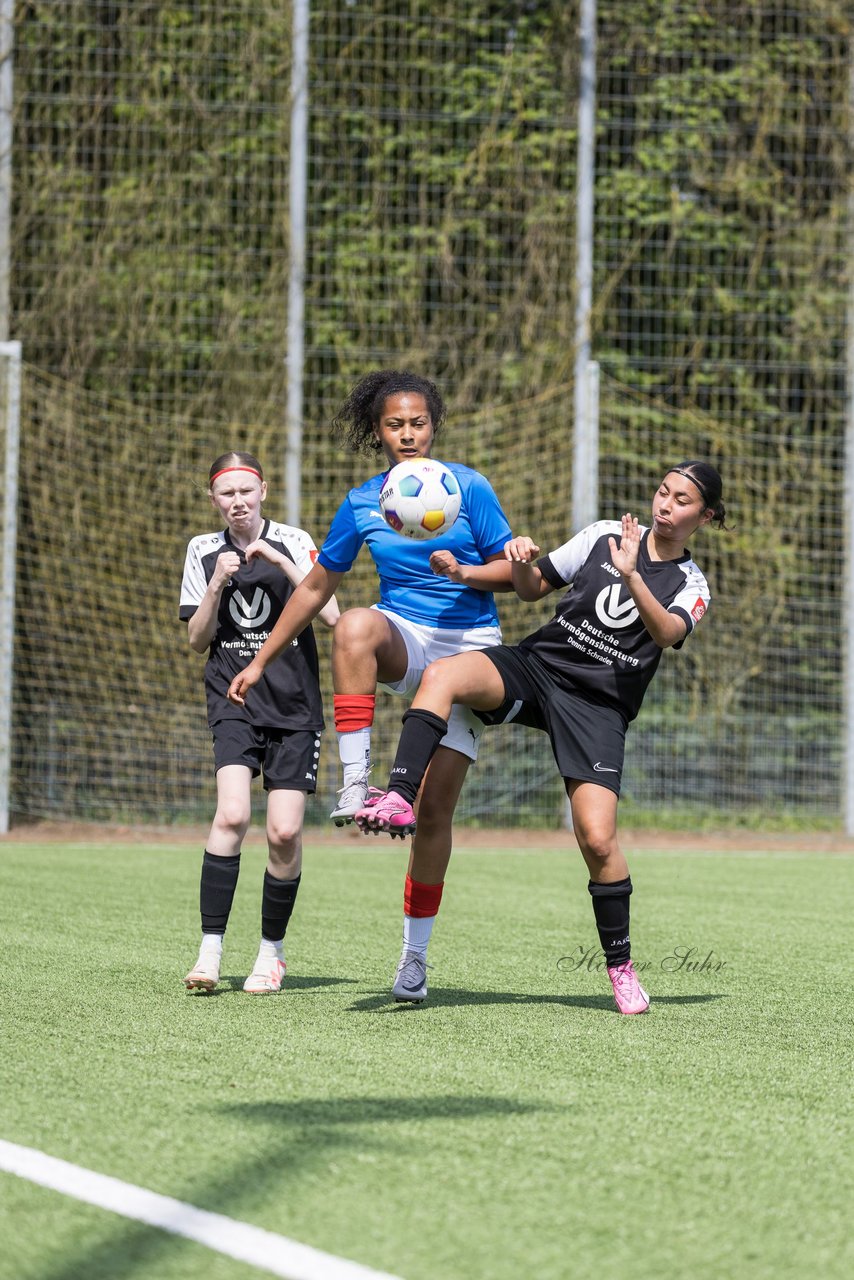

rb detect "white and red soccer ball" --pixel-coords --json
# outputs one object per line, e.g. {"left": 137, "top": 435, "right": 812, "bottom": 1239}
{"left": 379, "top": 459, "right": 462, "bottom": 540}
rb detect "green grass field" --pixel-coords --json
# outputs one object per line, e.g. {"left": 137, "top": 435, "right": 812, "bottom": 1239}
{"left": 1, "top": 835, "right": 851, "bottom": 1280}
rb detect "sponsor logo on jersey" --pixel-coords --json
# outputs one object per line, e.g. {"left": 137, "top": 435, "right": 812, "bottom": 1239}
{"left": 690, "top": 597, "right": 706, "bottom": 622}
{"left": 595, "top": 583, "right": 639, "bottom": 629}
{"left": 600, "top": 561, "right": 621, "bottom": 578}
{"left": 229, "top": 587, "right": 272, "bottom": 631}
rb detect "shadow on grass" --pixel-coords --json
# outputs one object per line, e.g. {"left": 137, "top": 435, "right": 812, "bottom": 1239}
{"left": 37, "top": 1093, "right": 542, "bottom": 1280}
{"left": 184, "top": 973, "right": 359, "bottom": 997}
{"left": 221, "top": 1093, "right": 546, "bottom": 1126}
{"left": 347, "top": 988, "right": 728, "bottom": 1013}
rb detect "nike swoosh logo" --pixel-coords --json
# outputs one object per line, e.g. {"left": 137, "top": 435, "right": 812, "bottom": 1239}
{"left": 593, "top": 762, "right": 618, "bottom": 773}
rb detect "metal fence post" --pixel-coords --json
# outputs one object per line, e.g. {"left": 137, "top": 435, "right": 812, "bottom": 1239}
{"left": 0, "top": 339, "right": 21, "bottom": 832}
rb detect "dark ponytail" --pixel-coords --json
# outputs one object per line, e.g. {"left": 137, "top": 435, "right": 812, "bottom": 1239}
{"left": 668, "top": 460, "right": 728, "bottom": 529}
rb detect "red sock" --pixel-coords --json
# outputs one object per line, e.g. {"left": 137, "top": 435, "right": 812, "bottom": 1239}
{"left": 404, "top": 874, "right": 444, "bottom": 918}
{"left": 333, "top": 693, "right": 376, "bottom": 733}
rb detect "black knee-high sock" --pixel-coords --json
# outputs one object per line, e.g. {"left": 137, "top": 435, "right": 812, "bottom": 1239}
{"left": 199, "top": 851, "right": 241, "bottom": 935}
{"left": 388, "top": 708, "right": 449, "bottom": 803}
{"left": 588, "top": 876, "right": 633, "bottom": 968}
{"left": 261, "top": 871, "right": 301, "bottom": 943}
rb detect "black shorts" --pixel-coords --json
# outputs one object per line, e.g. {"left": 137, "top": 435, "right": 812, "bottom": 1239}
{"left": 211, "top": 720, "right": 322, "bottom": 793}
{"left": 476, "top": 646, "right": 628, "bottom": 796}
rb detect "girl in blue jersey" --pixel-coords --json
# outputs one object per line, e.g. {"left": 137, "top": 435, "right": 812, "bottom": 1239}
{"left": 227, "top": 371, "right": 514, "bottom": 1000}
{"left": 358, "top": 462, "right": 727, "bottom": 1014}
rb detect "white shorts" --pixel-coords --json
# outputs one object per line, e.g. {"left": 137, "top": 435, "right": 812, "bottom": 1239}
{"left": 374, "top": 606, "right": 502, "bottom": 762}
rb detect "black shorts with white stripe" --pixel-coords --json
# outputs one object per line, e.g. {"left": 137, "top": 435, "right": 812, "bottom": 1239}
{"left": 475, "top": 646, "right": 629, "bottom": 795}
{"left": 212, "top": 719, "right": 322, "bottom": 793}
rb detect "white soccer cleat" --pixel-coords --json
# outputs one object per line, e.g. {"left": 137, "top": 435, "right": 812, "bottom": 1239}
{"left": 392, "top": 949, "right": 431, "bottom": 1003}
{"left": 183, "top": 947, "right": 221, "bottom": 992}
{"left": 243, "top": 954, "right": 287, "bottom": 995}
{"left": 329, "top": 774, "right": 373, "bottom": 826}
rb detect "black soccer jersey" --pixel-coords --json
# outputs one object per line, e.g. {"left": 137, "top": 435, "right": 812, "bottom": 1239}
{"left": 179, "top": 519, "right": 324, "bottom": 730}
{"left": 521, "top": 521, "right": 710, "bottom": 722}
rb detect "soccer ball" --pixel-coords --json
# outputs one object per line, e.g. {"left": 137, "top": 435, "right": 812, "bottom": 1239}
{"left": 379, "top": 458, "right": 462, "bottom": 540}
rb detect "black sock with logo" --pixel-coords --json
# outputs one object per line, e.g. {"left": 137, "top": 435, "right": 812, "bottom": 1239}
{"left": 588, "top": 876, "right": 632, "bottom": 968}
{"left": 199, "top": 851, "right": 241, "bottom": 934}
{"left": 261, "top": 871, "right": 301, "bottom": 943}
{"left": 388, "top": 708, "right": 449, "bottom": 804}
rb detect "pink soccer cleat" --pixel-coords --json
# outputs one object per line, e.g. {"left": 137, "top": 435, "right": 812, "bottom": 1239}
{"left": 607, "top": 961, "right": 650, "bottom": 1015}
{"left": 354, "top": 790, "right": 417, "bottom": 839}
{"left": 243, "top": 955, "right": 287, "bottom": 994}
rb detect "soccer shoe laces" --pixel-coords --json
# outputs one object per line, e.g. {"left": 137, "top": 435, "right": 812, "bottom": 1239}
{"left": 396, "top": 951, "right": 433, "bottom": 979}
{"left": 607, "top": 961, "right": 650, "bottom": 1014}
{"left": 335, "top": 770, "right": 372, "bottom": 800}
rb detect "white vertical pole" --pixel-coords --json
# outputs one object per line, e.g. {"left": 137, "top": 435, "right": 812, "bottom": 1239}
{"left": 0, "top": 340, "right": 21, "bottom": 833}
{"left": 0, "top": 0, "right": 15, "bottom": 342}
{"left": 285, "top": 0, "right": 309, "bottom": 526}
{"left": 567, "top": 0, "right": 598, "bottom": 830}
{"left": 844, "top": 51, "right": 854, "bottom": 835}
{"left": 0, "top": 1, "right": 15, "bottom": 830}
{"left": 571, "top": 0, "right": 598, "bottom": 535}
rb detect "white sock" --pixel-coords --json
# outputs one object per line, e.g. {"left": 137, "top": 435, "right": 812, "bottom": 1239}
{"left": 258, "top": 937, "right": 284, "bottom": 960}
{"left": 402, "top": 914, "right": 435, "bottom": 958}
{"left": 338, "top": 728, "right": 371, "bottom": 786}
{"left": 200, "top": 933, "right": 223, "bottom": 956}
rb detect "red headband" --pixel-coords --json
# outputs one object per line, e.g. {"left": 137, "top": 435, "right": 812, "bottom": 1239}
{"left": 209, "top": 465, "right": 264, "bottom": 486}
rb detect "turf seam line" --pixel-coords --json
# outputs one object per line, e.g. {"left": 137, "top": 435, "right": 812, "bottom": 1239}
{"left": 0, "top": 1139, "right": 404, "bottom": 1280}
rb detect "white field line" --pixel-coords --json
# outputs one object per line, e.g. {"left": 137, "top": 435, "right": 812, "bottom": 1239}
{"left": 0, "top": 1139, "right": 404, "bottom": 1280}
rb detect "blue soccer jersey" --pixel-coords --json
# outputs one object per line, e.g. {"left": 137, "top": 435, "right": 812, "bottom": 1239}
{"left": 318, "top": 461, "right": 512, "bottom": 629}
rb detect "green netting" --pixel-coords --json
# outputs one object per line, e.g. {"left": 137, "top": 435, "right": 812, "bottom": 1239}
{"left": 3, "top": 2, "right": 850, "bottom": 828}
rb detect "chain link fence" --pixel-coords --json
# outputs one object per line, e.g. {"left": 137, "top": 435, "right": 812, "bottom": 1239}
{"left": 3, "top": 1, "right": 851, "bottom": 828}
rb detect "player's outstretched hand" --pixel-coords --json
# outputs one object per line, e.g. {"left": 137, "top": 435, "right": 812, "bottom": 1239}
{"left": 504, "top": 536, "right": 540, "bottom": 562}
{"left": 609, "top": 513, "right": 640, "bottom": 577}
{"left": 227, "top": 660, "right": 262, "bottom": 707}
{"left": 429, "top": 549, "right": 464, "bottom": 582}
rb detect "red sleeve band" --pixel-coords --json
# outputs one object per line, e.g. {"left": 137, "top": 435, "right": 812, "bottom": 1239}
{"left": 404, "top": 874, "right": 444, "bottom": 918}
{"left": 333, "top": 694, "right": 376, "bottom": 733}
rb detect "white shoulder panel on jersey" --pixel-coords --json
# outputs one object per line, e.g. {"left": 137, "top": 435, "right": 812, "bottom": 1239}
{"left": 671, "top": 557, "right": 711, "bottom": 632}
{"left": 180, "top": 531, "right": 227, "bottom": 609}
{"left": 265, "top": 521, "right": 319, "bottom": 576}
{"left": 546, "top": 520, "right": 625, "bottom": 585}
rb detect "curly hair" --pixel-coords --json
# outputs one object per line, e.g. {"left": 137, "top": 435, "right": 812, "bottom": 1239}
{"left": 331, "top": 370, "right": 447, "bottom": 454}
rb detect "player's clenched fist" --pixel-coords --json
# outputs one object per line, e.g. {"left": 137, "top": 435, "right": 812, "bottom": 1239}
{"left": 215, "top": 550, "right": 242, "bottom": 587}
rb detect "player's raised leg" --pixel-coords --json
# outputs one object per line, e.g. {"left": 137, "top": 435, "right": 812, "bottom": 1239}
{"left": 356, "top": 649, "right": 506, "bottom": 833}
{"left": 329, "top": 608, "right": 409, "bottom": 824}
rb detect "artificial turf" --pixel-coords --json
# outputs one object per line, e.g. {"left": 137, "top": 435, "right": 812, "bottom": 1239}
{"left": 0, "top": 837, "right": 851, "bottom": 1280}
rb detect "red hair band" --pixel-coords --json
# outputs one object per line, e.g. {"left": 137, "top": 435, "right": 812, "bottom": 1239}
{"left": 209, "top": 465, "right": 264, "bottom": 486}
